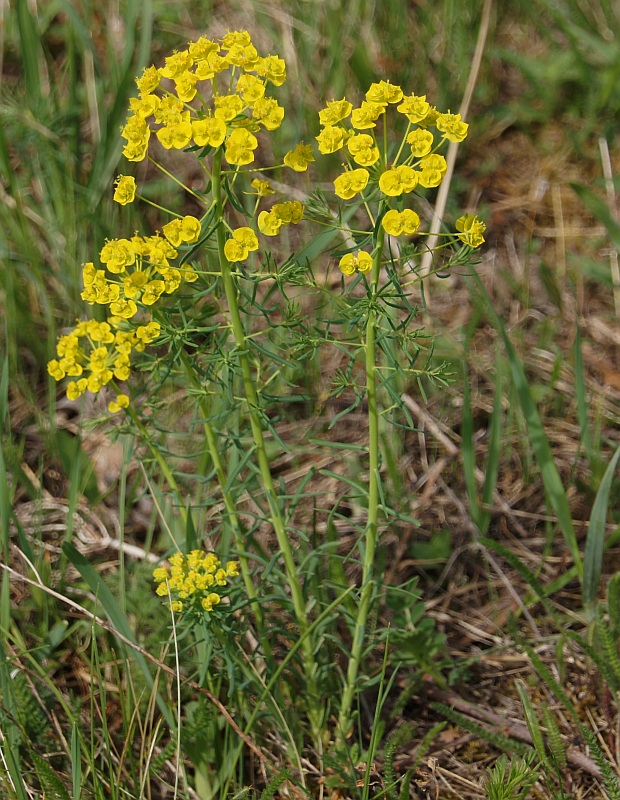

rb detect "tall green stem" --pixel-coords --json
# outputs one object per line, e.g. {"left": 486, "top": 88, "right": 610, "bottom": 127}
{"left": 211, "top": 150, "right": 321, "bottom": 736}
{"left": 337, "top": 228, "right": 385, "bottom": 741}
{"left": 177, "top": 351, "right": 267, "bottom": 645}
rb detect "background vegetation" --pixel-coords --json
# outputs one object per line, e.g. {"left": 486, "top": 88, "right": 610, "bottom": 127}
{"left": 1, "top": 0, "right": 619, "bottom": 797}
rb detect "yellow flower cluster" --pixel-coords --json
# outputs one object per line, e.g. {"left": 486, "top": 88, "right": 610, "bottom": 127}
{"left": 48, "top": 320, "right": 161, "bottom": 409}
{"left": 83, "top": 223, "right": 200, "bottom": 316}
{"left": 316, "top": 80, "right": 483, "bottom": 274}
{"left": 48, "top": 211, "right": 203, "bottom": 407}
{"left": 121, "top": 30, "right": 287, "bottom": 167}
{"left": 153, "top": 550, "right": 240, "bottom": 614}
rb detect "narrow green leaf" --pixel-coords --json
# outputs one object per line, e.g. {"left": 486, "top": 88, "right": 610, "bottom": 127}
{"left": 480, "top": 353, "right": 504, "bottom": 534}
{"left": 461, "top": 363, "right": 481, "bottom": 529}
{"left": 62, "top": 542, "right": 175, "bottom": 727}
{"left": 608, "top": 571, "right": 620, "bottom": 638}
{"left": 471, "top": 274, "right": 582, "bottom": 578}
{"left": 319, "top": 468, "right": 369, "bottom": 498}
{"left": 71, "top": 722, "right": 82, "bottom": 800}
{"left": 584, "top": 446, "right": 620, "bottom": 607}
{"left": 515, "top": 681, "right": 547, "bottom": 766}
{"left": 16, "top": 0, "right": 42, "bottom": 107}
{"left": 573, "top": 325, "right": 593, "bottom": 465}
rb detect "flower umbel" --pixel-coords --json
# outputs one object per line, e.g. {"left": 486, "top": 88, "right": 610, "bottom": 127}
{"left": 153, "top": 550, "right": 239, "bottom": 615}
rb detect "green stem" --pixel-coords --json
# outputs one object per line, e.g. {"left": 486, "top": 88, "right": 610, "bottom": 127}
{"left": 211, "top": 149, "right": 321, "bottom": 737}
{"left": 125, "top": 405, "right": 188, "bottom": 532}
{"left": 177, "top": 351, "right": 267, "bottom": 645}
{"left": 337, "top": 228, "right": 385, "bottom": 741}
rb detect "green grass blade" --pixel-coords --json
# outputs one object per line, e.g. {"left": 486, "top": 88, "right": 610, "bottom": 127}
{"left": 71, "top": 721, "right": 82, "bottom": 799}
{"left": 515, "top": 681, "right": 546, "bottom": 767}
{"left": 573, "top": 325, "right": 593, "bottom": 468}
{"left": 461, "top": 363, "right": 481, "bottom": 529}
{"left": 480, "top": 352, "right": 504, "bottom": 534}
{"left": 15, "top": 0, "right": 42, "bottom": 107}
{"left": 62, "top": 542, "right": 175, "bottom": 727}
{"left": 471, "top": 273, "right": 582, "bottom": 579}
{"left": 583, "top": 446, "right": 620, "bottom": 608}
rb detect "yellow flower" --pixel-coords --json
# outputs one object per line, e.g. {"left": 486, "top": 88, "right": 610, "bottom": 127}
{"left": 456, "top": 214, "right": 486, "bottom": 248}
{"left": 159, "top": 49, "right": 193, "bottom": 80}
{"left": 136, "top": 65, "right": 160, "bottom": 96}
{"left": 192, "top": 117, "right": 227, "bottom": 148}
{"left": 225, "top": 128, "right": 258, "bottom": 166}
{"left": 123, "top": 271, "right": 148, "bottom": 299}
{"left": 436, "top": 112, "right": 469, "bottom": 142}
{"left": 272, "top": 201, "right": 303, "bottom": 224}
{"left": 141, "top": 280, "right": 166, "bottom": 305}
{"left": 156, "top": 113, "right": 193, "bottom": 150}
{"left": 66, "top": 380, "right": 87, "bottom": 401}
{"left": 347, "top": 133, "right": 380, "bottom": 167}
{"left": 136, "top": 321, "right": 161, "bottom": 344}
{"left": 365, "top": 80, "right": 403, "bottom": 105}
{"left": 378, "top": 165, "right": 418, "bottom": 197}
{"left": 338, "top": 251, "right": 373, "bottom": 276}
{"left": 258, "top": 210, "right": 282, "bottom": 236}
{"left": 397, "top": 94, "right": 431, "bottom": 123}
{"left": 173, "top": 69, "right": 198, "bottom": 102}
{"left": 162, "top": 216, "right": 202, "bottom": 247}
{"left": 284, "top": 142, "right": 315, "bottom": 172}
{"left": 99, "top": 239, "right": 136, "bottom": 274}
{"left": 407, "top": 129, "right": 434, "bottom": 157}
{"left": 109, "top": 298, "right": 138, "bottom": 319}
{"left": 318, "top": 99, "right": 353, "bottom": 126}
{"left": 258, "top": 202, "right": 303, "bottom": 236}
{"left": 153, "top": 551, "right": 238, "bottom": 615}
{"left": 108, "top": 394, "right": 130, "bottom": 413}
{"left": 381, "top": 209, "right": 421, "bottom": 236}
{"left": 350, "top": 101, "right": 384, "bottom": 130}
{"left": 214, "top": 94, "right": 244, "bottom": 122}
{"left": 417, "top": 154, "right": 447, "bottom": 188}
{"left": 236, "top": 74, "right": 266, "bottom": 105}
{"left": 47, "top": 360, "right": 65, "bottom": 381}
{"left": 201, "top": 593, "right": 221, "bottom": 612}
{"left": 113, "top": 175, "right": 137, "bottom": 205}
{"left": 251, "top": 178, "right": 275, "bottom": 197}
{"left": 333, "top": 168, "right": 369, "bottom": 200}
{"left": 316, "top": 125, "right": 348, "bottom": 154}
{"left": 256, "top": 54, "right": 286, "bottom": 86}
{"left": 224, "top": 227, "right": 259, "bottom": 262}
{"left": 154, "top": 96, "right": 184, "bottom": 125}
{"left": 252, "top": 97, "right": 284, "bottom": 131}
{"left": 129, "top": 94, "right": 160, "bottom": 119}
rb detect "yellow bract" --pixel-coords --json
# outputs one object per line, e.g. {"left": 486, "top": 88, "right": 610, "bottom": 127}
{"left": 334, "top": 168, "right": 369, "bottom": 200}
{"left": 224, "top": 227, "right": 259, "bottom": 261}
{"left": 378, "top": 166, "right": 418, "bottom": 197}
{"left": 338, "top": 251, "right": 373, "bottom": 276}
{"left": 284, "top": 142, "right": 315, "bottom": 172}
{"left": 456, "top": 215, "right": 486, "bottom": 248}
{"left": 381, "top": 209, "right": 421, "bottom": 236}
{"left": 113, "top": 175, "right": 137, "bottom": 205}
